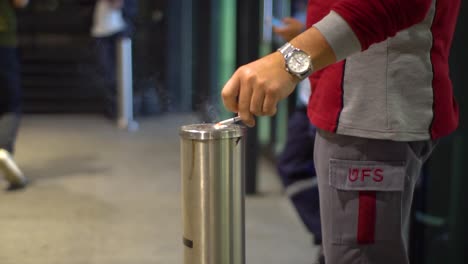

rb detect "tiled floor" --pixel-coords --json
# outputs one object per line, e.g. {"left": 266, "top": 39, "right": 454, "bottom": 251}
{"left": 0, "top": 114, "right": 318, "bottom": 264}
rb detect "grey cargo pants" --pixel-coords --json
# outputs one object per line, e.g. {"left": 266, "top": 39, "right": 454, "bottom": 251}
{"left": 314, "top": 129, "right": 435, "bottom": 264}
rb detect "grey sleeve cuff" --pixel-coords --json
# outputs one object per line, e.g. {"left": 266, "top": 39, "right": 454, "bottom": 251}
{"left": 313, "top": 11, "right": 362, "bottom": 61}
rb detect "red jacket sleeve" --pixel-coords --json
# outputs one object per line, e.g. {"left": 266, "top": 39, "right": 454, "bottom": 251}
{"left": 332, "top": 0, "right": 433, "bottom": 50}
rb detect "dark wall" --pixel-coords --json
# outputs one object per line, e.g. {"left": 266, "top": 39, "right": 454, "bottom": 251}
{"left": 412, "top": 2, "right": 468, "bottom": 263}
{"left": 17, "top": 0, "right": 168, "bottom": 114}
{"left": 446, "top": 1, "right": 468, "bottom": 262}
{"left": 132, "top": 0, "right": 168, "bottom": 113}
{"left": 192, "top": 0, "right": 213, "bottom": 114}
{"left": 18, "top": 0, "right": 100, "bottom": 113}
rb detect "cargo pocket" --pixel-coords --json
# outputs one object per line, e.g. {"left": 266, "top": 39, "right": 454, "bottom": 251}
{"left": 329, "top": 159, "right": 406, "bottom": 245}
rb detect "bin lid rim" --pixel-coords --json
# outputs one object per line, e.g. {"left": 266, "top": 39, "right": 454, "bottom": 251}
{"left": 179, "top": 123, "right": 246, "bottom": 140}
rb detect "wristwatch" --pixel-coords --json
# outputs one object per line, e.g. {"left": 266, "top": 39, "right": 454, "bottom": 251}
{"left": 278, "top": 42, "right": 314, "bottom": 80}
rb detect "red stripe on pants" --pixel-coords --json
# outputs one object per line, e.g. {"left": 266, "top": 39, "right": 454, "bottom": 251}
{"left": 357, "top": 191, "right": 376, "bottom": 244}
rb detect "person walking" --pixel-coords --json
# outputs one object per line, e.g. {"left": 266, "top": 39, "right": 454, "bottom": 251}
{"left": 0, "top": 0, "right": 29, "bottom": 190}
{"left": 91, "top": 0, "right": 137, "bottom": 119}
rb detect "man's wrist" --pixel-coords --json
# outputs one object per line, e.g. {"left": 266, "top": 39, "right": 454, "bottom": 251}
{"left": 289, "top": 27, "right": 337, "bottom": 72}
{"left": 272, "top": 51, "right": 301, "bottom": 84}
{"left": 277, "top": 42, "right": 314, "bottom": 81}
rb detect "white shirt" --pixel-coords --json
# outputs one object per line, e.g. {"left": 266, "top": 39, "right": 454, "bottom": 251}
{"left": 91, "top": 0, "right": 126, "bottom": 37}
{"left": 297, "top": 79, "right": 311, "bottom": 106}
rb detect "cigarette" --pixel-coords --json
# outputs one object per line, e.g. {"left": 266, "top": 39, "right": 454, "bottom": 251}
{"left": 216, "top": 116, "right": 242, "bottom": 126}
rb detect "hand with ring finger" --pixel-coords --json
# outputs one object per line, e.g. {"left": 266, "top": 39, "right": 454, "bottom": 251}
{"left": 221, "top": 52, "right": 299, "bottom": 127}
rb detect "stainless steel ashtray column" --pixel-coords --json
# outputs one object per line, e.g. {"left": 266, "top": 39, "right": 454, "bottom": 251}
{"left": 180, "top": 123, "right": 246, "bottom": 264}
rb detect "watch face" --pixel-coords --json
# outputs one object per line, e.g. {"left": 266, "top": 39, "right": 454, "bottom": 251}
{"left": 287, "top": 51, "right": 311, "bottom": 74}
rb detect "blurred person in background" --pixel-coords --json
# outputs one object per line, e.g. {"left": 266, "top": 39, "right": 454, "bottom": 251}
{"left": 91, "top": 0, "right": 137, "bottom": 119}
{"left": 273, "top": 0, "right": 323, "bottom": 262}
{"left": 0, "top": 0, "right": 29, "bottom": 190}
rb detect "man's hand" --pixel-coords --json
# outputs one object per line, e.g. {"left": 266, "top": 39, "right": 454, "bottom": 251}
{"left": 273, "top": 17, "right": 305, "bottom": 42}
{"left": 222, "top": 52, "right": 300, "bottom": 127}
{"left": 222, "top": 26, "right": 337, "bottom": 127}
